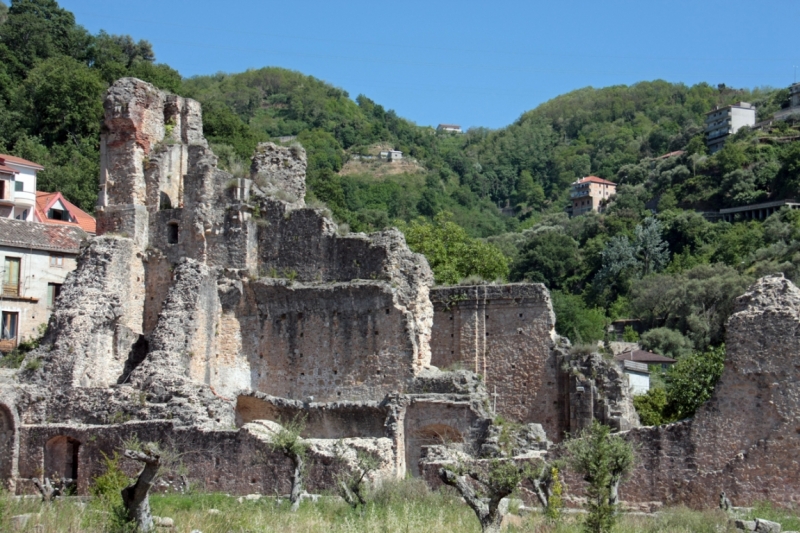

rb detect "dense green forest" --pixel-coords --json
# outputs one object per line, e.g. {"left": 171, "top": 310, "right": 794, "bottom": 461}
{"left": 4, "top": 0, "right": 800, "bottom": 424}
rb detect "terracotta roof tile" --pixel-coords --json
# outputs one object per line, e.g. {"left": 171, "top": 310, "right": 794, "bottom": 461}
{"left": 0, "top": 217, "right": 88, "bottom": 254}
{"left": 0, "top": 154, "right": 44, "bottom": 170}
{"left": 576, "top": 176, "right": 617, "bottom": 186}
{"left": 35, "top": 191, "right": 96, "bottom": 234}
{"left": 614, "top": 349, "right": 676, "bottom": 365}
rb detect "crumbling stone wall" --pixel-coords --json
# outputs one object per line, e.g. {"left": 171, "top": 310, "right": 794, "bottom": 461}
{"left": 561, "top": 349, "right": 639, "bottom": 435}
{"left": 15, "top": 420, "right": 395, "bottom": 497}
{"left": 0, "top": 375, "right": 17, "bottom": 492}
{"left": 235, "top": 393, "right": 390, "bottom": 438}
{"left": 430, "top": 285, "right": 562, "bottom": 434}
{"left": 614, "top": 275, "right": 800, "bottom": 508}
{"left": 0, "top": 77, "right": 671, "bottom": 499}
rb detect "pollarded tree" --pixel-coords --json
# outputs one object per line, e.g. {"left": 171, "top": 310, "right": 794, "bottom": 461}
{"left": 334, "top": 443, "right": 379, "bottom": 513}
{"left": 524, "top": 458, "right": 566, "bottom": 518}
{"left": 438, "top": 459, "right": 523, "bottom": 533}
{"left": 120, "top": 442, "right": 163, "bottom": 533}
{"left": 565, "top": 421, "right": 634, "bottom": 533}
{"left": 266, "top": 416, "right": 309, "bottom": 512}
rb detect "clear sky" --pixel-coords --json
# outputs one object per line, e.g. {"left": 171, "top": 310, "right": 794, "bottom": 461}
{"left": 60, "top": 0, "right": 800, "bottom": 130}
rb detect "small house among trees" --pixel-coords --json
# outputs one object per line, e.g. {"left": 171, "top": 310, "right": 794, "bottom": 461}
{"left": 569, "top": 176, "right": 617, "bottom": 217}
{"left": 436, "top": 124, "right": 462, "bottom": 133}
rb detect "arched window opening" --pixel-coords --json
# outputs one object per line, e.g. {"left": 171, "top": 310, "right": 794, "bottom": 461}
{"left": 159, "top": 192, "right": 173, "bottom": 210}
{"left": 44, "top": 436, "right": 80, "bottom": 482}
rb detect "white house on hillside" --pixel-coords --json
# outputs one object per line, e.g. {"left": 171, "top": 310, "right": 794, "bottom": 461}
{"left": 0, "top": 154, "right": 95, "bottom": 353}
{"left": 437, "top": 124, "right": 462, "bottom": 133}
{"left": 0, "top": 154, "right": 43, "bottom": 221}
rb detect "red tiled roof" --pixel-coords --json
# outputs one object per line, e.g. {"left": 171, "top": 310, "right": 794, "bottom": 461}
{"left": 0, "top": 154, "right": 44, "bottom": 170}
{"left": 0, "top": 217, "right": 87, "bottom": 254}
{"left": 656, "top": 150, "right": 685, "bottom": 160}
{"left": 576, "top": 176, "right": 616, "bottom": 186}
{"left": 0, "top": 164, "right": 18, "bottom": 174}
{"left": 35, "top": 191, "right": 96, "bottom": 234}
{"left": 614, "top": 349, "right": 676, "bottom": 365}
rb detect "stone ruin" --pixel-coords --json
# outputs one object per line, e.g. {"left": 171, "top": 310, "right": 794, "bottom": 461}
{"left": 0, "top": 78, "right": 795, "bottom": 510}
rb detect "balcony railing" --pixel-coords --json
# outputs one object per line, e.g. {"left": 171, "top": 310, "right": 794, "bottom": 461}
{"left": 0, "top": 338, "right": 17, "bottom": 353}
{"left": 13, "top": 190, "right": 35, "bottom": 207}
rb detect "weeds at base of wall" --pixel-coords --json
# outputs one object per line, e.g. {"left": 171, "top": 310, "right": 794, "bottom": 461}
{"left": 0, "top": 323, "right": 47, "bottom": 369}
{"left": 0, "top": 486, "right": 780, "bottom": 533}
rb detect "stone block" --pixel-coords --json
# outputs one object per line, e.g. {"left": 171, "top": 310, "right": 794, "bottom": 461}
{"left": 755, "top": 519, "right": 782, "bottom": 533}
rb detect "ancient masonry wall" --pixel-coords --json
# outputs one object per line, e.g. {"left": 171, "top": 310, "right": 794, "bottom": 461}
{"left": 0, "top": 78, "right": 450, "bottom": 494}
{"left": 14, "top": 421, "right": 394, "bottom": 497}
{"left": 429, "top": 285, "right": 564, "bottom": 436}
{"left": 612, "top": 275, "right": 800, "bottom": 508}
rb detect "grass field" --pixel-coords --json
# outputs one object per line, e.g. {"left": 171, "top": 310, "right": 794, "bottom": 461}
{"left": 1, "top": 479, "right": 798, "bottom": 533}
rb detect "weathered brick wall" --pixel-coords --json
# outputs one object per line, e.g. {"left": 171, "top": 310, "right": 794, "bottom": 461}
{"left": 15, "top": 421, "right": 393, "bottom": 497}
{"left": 0, "top": 402, "right": 15, "bottom": 491}
{"left": 224, "top": 281, "right": 417, "bottom": 402}
{"left": 403, "top": 398, "right": 488, "bottom": 477}
{"left": 255, "top": 200, "right": 390, "bottom": 283}
{"left": 430, "top": 285, "right": 562, "bottom": 436}
{"left": 235, "top": 394, "right": 390, "bottom": 438}
{"left": 610, "top": 275, "right": 800, "bottom": 508}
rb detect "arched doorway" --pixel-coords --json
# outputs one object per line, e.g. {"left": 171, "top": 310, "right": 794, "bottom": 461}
{"left": 44, "top": 436, "right": 80, "bottom": 482}
{"left": 0, "top": 405, "right": 14, "bottom": 489}
{"left": 405, "top": 424, "right": 463, "bottom": 477}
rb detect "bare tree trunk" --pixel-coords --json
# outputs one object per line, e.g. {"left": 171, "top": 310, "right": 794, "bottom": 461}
{"left": 289, "top": 452, "right": 304, "bottom": 512}
{"left": 531, "top": 478, "right": 549, "bottom": 509}
{"left": 439, "top": 468, "right": 505, "bottom": 533}
{"left": 609, "top": 477, "right": 620, "bottom": 508}
{"left": 32, "top": 478, "right": 56, "bottom": 502}
{"left": 32, "top": 477, "right": 73, "bottom": 502}
{"left": 121, "top": 449, "right": 161, "bottom": 533}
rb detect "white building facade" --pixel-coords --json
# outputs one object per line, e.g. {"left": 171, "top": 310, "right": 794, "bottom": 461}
{"left": 705, "top": 102, "right": 756, "bottom": 153}
{"left": 0, "top": 155, "right": 43, "bottom": 222}
{"left": 0, "top": 219, "right": 87, "bottom": 352}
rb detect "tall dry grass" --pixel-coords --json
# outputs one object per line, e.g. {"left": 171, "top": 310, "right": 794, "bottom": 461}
{"left": 1, "top": 481, "right": 797, "bottom": 533}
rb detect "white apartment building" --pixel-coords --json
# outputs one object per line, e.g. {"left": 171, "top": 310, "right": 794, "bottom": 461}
{"left": 0, "top": 154, "right": 43, "bottom": 221}
{"left": 705, "top": 102, "right": 756, "bottom": 154}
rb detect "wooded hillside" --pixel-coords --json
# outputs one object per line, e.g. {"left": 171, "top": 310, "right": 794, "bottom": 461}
{"left": 4, "top": 0, "right": 800, "bottom": 423}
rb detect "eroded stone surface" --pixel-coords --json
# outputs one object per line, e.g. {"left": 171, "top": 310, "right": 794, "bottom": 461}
{"left": 617, "top": 275, "right": 800, "bottom": 508}
{"left": 8, "top": 77, "right": 784, "bottom": 509}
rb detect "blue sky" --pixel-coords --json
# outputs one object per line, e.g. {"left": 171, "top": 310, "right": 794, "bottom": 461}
{"left": 60, "top": 0, "right": 800, "bottom": 129}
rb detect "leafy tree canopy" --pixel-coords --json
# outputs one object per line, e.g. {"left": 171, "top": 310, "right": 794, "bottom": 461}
{"left": 400, "top": 212, "right": 509, "bottom": 285}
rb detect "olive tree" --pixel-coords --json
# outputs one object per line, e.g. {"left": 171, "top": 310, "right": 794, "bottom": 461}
{"left": 438, "top": 459, "right": 522, "bottom": 533}
{"left": 335, "top": 444, "right": 379, "bottom": 512}
{"left": 565, "top": 421, "right": 634, "bottom": 533}
{"left": 265, "top": 416, "right": 309, "bottom": 512}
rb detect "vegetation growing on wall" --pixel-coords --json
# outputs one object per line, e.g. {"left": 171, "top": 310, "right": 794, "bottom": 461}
{"left": 5, "top": 0, "right": 800, "bottom": 426}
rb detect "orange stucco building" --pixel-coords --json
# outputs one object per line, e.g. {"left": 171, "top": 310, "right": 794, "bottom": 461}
{"left": 569, "top": 176, "right": 616, "bottom": 216}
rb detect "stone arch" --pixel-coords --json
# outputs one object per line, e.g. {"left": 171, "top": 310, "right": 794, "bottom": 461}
{"left": 0, "top": 404, "right": 15, "bottom": 489}
{"left": 159, "top": 191, "right": 173, "bottom": 210}
{"left": 44, "top": 436, "right": 81, "bottom": 481}
{"left": 405, "top": 423, "right": 463, "bottom": 477}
